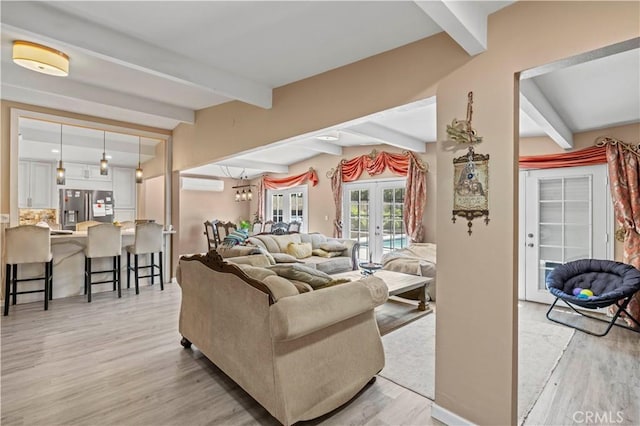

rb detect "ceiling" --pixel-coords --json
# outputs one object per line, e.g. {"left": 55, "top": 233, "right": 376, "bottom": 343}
{"left": 2, "top": 2, "right": 638, "bottom": 180}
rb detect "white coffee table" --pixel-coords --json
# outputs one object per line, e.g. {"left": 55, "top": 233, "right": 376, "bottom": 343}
{"left": 332, "top": 269, "right": 433, "bottom": 311}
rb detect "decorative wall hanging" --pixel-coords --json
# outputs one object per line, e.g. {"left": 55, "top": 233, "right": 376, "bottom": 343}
{"left": 447, "top": 92, "right": 489, "bottom": 235}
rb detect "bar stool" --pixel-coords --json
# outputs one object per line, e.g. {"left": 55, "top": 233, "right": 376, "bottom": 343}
{"left": 4, "top": 225, "right": 53, "bottom": 316}
{"left": 126, "top": 222, "right": 164, "bottom": 294}
{"left": 84, "top": 223, "right": 122, "bottom": 302}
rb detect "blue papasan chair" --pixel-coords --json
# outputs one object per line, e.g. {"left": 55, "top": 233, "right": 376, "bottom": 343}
{"left": 545, "top": 259, "right": 640, "bottom": 336}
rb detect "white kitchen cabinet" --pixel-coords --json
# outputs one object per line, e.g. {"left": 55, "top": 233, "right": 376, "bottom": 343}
{"left": 112, "top": 167, "right": 136, "bottom": 209}
{"left": 18, "top": 160, "right": 55, "bottom": 208}
{"left": 64, "top": 162, "right": 112, "bottom": 182}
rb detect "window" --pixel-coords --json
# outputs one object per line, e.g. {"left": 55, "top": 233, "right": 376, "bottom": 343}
{"left": 266, "top": 185, "right": 308, "bottom": 231}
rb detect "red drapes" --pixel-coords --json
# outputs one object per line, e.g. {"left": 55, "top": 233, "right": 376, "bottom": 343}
{"left": 331, "top": 150, "right": 427, "bottom": 242}
{"left": 519, "top": 146, "right": 606, "bottom": 169}
{"left": 262, "top": 168, "right": 319, "bottom": 190}
{"left": 341, "top": 151, "right": 411, "bottom": 181}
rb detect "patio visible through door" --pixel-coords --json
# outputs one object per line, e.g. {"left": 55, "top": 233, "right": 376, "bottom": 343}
{"left": 343, "top": 179, "right": 408, "bottom": 263}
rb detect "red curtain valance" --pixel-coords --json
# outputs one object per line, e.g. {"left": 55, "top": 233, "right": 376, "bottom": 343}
{"left": 262, "top": 168, "right": 319, "bottom": 190}
{"left": 339, "top": 150, "right": 415, "bottom": 182}
{"left": 519, "top": 146, "right": 606, "bottom": 169}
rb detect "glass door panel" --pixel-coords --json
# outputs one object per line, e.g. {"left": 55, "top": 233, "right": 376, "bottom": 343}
{"left": 348, "top": 188, "right": 370, "bottom": 261}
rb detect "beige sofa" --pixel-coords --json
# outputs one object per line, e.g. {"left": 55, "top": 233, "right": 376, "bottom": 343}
{"left": 246, "top": 233, "right": 359, "bottom": 274}
{"left": 176, "top": 251, "right": 388, "bottom": 426}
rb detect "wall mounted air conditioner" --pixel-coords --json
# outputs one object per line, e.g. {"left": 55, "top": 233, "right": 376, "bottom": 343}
{"left": 180, "top": 177, "right": 224, "bottom": 192}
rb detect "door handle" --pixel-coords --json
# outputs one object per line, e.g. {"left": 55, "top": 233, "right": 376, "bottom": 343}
{"left": 527, "top": 233, "right": 534, "bottom": 238}
{"left": 527, "top": 243, "right": 534, "bottom": 247}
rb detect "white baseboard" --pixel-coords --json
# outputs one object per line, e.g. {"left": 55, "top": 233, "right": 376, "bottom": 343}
{"left": 432, "top": 403, "right": 476, "bottom": 426}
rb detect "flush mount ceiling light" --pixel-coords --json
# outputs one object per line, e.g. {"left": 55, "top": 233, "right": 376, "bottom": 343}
{"left": 12, "top": 40, "right": 69, "bottom": 77}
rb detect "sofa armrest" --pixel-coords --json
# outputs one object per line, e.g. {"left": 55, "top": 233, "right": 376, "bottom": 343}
{"left": 225, "top": 254, "right": 273, "bottom": 268}
{"left": 270, "top": 276, "right": 388, "bottom": 341}
{"left": 329, "top": 238, "right": 360, "bottom": 270}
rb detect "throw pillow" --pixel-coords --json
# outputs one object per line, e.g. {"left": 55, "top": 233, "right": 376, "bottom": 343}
{"left": 272, "top": 253, "right": 301, "bottom": 263}
{"left": 236, "top": 264, "right": 277, "bottom": 281}
{"left": 268, "top": 264, "right": 333, "bottom": 289}
{"left": 263, "top": 275, "right": 300, "bottom": 301}
{"left": 318, "top": 278, "right": 352, "bottom": 289}
{"left": 286, "top": 242, "right": 313, "bottom": 259}
{"left": 319, "top": 241, "right": 347, "bottom": 252}
{"left": 312, "top": 248, "right": 343, "bottom": 258}
{"left": 251, "top": 245, "right": 276, "bottom": 265}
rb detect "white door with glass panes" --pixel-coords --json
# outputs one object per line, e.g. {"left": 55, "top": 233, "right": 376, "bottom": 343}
{"left": 521, "top": 165, "right": 613, "bottom": 304}
{"left": 266, "top": 186, "right": 307, "bottom": 232}
{"left": 343, "top": 179, "right": 408, "bottom": 263}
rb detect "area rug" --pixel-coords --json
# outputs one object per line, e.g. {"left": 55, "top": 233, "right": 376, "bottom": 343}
{"left": 378, "top": 312, "right": 574, "bottom": 424}
{"left": 375, "top": 297, "right": 432, "bottom": 336}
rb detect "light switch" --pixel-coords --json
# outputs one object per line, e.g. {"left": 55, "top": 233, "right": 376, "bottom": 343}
{"left": 324, "top": 215, "right": 328, "bottom": 221}
{"left": 0, "top": 214, "right": 9, "bottom": 224}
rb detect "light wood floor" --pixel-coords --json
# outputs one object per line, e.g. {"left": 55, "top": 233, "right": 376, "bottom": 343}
{"left": 2, "top": 284, "right": 638, "bottom": 425}
{"left": 1, "top": 283, "right": 440, "bottom": 426}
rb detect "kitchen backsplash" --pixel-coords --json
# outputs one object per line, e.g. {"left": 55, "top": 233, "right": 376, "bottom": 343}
{"left": 19, "top": 209, "right": 58, "bottom": 226}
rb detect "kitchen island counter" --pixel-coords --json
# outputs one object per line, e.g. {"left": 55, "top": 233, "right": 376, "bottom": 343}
{"left": 13, "top": 229, "right": 174, "bottom": 304}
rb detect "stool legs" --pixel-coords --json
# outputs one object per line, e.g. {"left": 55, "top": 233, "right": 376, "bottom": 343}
{"left": 159, "top": 251, "right": 164, "bottom": 291}
{"left": 134, "top": 254, "right": 140, "bottom": 295}
{"left": 127, "top": 252, "right": 131, "bottom": 289}
{"left": 150, "top": 253, "right": 155, "bottom": 285}
{"left": 4, "top": 261, "right": 51, "bottom": 315}
{"left": 85, "top": 256, "right": 121, "bottom": 303}
{"left": 4, "top": 264, "right": 10, "bottom": 316}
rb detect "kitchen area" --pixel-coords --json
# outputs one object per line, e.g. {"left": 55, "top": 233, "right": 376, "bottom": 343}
{"left": 9, "top": 110, "right": 171, "bottom": 302}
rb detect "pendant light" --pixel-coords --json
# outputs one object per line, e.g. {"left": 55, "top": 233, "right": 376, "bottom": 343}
{"left": 56, "top": 124, "right": 66, "bottom": 185}
{"left": 135, "top": 136, "right": 143, "bottom": 184}
{"left": 100, "top": 131, "right": 109, "bottom": 175}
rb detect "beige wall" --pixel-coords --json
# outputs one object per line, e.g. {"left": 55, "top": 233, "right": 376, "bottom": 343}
{"left": 177, "top": 178, "right": 251, "bottom": 256}
{"left": 248, "top": 144, "right": 437, "bottom": 242}
{"left": 139, "top": 175, "right": 165, "bottom": 224}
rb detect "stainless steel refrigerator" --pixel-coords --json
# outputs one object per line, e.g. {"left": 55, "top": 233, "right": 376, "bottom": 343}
{"left": 59, "top": 189, "right": 115, "bottom": 230}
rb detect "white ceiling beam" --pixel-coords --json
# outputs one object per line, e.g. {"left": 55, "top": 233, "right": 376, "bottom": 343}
{"left": 20, "top": 129, "right": 157, "bottom": 156}
{"left": 217, "top": 159, "right": 289, "bottom": 174}
{"left": 520, "top": 79, "right": 574, "bottom": 149}
{"left": 414, "top": 1, "right": 487, "bottom": 56}
{"left": 1, "top": 2, "right": 273, "bottom": 108}
{"left": 343, "top": 123, "right": 426, "bottom": 153}
{"left": 2, "top": 67, "right": 194, "bottom": 124}
{"left": 300, "top": 140, "right": 343, "bottom": 156}
{"left": 1, "top": 84, "right": 181, "bottom": 130}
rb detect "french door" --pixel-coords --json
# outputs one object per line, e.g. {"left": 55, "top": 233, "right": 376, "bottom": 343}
{"left": 520, "top": 165, "right": 613, "bottom": 304}
{"left": 266, "top": 185, "right": 308, "bottom": 231}
{"left": 343, "top": 179, "right": 408, "bottom": 263}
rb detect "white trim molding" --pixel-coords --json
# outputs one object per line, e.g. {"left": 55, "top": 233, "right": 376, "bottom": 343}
{"left": 431, "top": 403, "right": 477, "bottom": 426}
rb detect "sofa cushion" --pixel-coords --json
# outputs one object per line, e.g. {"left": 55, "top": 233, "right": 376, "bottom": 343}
{"left": 268, "top": 264, "right": 334, "bottom": 289}
{"left": 272, "top": 234, "right": 302, "bottom": 252}
{"left": 312, "top": 248, "right": 343, "bottom": 258}
{"left": 237, "top": 264, "right": 277, "bottom": 282}
{"left": 225, "top": 254, "right": 273, "bottom": 268}
{"left": 286, "top": 242, "right": 312, "bottom": 259}
{"left": 216, "top": 245, "right": 261, "bottom": 258}
{"left": 308, "top": 233, "right": 328, "bottom": 249}
{"left": 319, "top": 241, "right": 347, "bottom": 252}
{"left": 272, "top": 253, "right": 303, "bottom": 264}
{"left": 314, "top": 257, "right": 353, "bottom": 275}
{"left": 248, "top": 235, "right": 281, "bottom": 254}
{"left": 262, "top": 275, "right": 300, "bottom": 301}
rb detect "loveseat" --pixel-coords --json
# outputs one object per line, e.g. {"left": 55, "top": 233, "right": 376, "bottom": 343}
{"left": 176, "top": 251, "right": 388, "bottom": 425}
{"left": 246, "top": 232, "right": 359, "bottom": 274}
